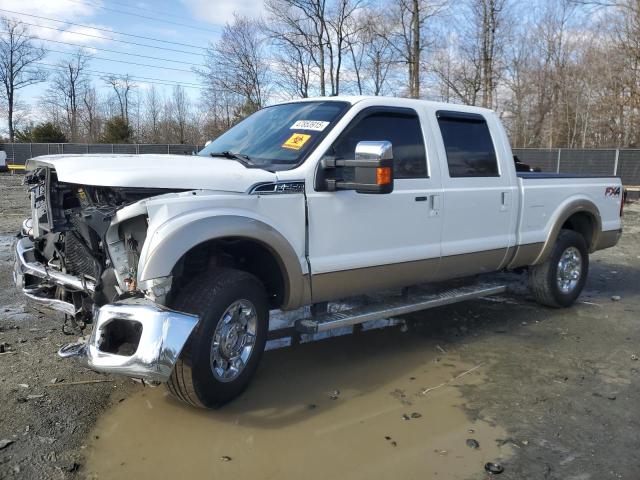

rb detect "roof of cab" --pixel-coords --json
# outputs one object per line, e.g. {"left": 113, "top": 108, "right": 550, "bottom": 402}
{"left": 275, "top": 95, "right": 496, "bottom": 116}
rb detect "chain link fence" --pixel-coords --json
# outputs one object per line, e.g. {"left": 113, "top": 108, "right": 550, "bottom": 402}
{"left": 2, "top": 143, "right": 640, "bottom": 185}
{"left": 0, "top": 143, "right": 205, "bottom": 165}
{"left": 513, "top": 148, "right": 640, "bottom": 185}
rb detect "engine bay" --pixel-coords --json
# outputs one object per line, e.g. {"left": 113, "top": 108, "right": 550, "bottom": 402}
{"left": 22, "top": 167, "right": 181, "bottom": 330}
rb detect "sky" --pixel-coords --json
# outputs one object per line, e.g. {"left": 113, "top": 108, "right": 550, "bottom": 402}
{"left": 0, "top": 0, "right": 265, "bottom": 131}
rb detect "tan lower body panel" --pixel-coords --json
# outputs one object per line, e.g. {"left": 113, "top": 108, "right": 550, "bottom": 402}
{"left": 507, "top": 242, "right": 544, "bottom": 269}
{"left": 595, "top": 229, "right": 622, "bottom": 251}
{"left": 310, "top": 248, "right": 512, "bottom": 304}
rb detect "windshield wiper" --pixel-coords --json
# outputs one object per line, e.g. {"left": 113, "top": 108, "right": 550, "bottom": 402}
{"left": 209, "top": 151, "right": 253, "bottom": 166}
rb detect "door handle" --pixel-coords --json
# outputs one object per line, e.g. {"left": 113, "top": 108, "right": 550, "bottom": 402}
{"left": 500, "top": 191, "right": 511, "bottom": 211}
{"left": 429, "top": 194, "right": 440, "bottom": 217}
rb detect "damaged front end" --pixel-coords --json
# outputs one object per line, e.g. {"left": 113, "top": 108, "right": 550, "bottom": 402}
{"left": 13, "top": 166, "right": 198, "bottom": 382}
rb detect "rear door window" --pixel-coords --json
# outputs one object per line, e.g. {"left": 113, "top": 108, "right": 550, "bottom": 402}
{"left": 436, "top": 111, "right": 499, "bottom": 178}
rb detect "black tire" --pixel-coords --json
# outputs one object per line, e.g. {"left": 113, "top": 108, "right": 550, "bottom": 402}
{"left": 166, "top": 268, "right": 268, "bottom": 408}
{"left": 529, "top": 229, "right": 589, "bottom": 308}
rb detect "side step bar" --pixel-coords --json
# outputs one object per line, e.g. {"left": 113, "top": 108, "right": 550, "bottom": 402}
{"left": 295, "top": 283, "right": 506, "bottom": 334}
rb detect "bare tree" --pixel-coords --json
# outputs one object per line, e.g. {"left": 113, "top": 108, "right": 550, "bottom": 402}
{"left": 144, "top": 85, "right": 162, "bottom": 143}
{"left": 326, "top": 0, "right": 366, "bottom": 95}
{"left": 433, "top": 44, "right": 482, "bottom": 105}
{"left": 392, "top": 0, "right": 447, "bottom": 98}
{"left": 103, "top": 74, "right": 136, "bottom": 122}
{"left": 43, "top": 49, "right": 91, "bottom": 141}
{"left": 265, "top": 1, "right": 317, "bottom": 98}
{"left": 431, "top": 0, "right": 506, "bottom": 108}
{"left": 477, "top": 0, "right": 505, "bottom": 108}
{"left": 605, "top": 1, "right": 640, "bottom": 144}
{"left": 347, "top": 10, "right": 397, "bottom": 95}
{"left": 0, "top": 17, "right": 46, "bottom": 141}
{"left": 170, "top": 85, "right": 190, "bottom": 144}
{"left": 82, "top": 86, "right": 101, "bottom": 142}
{"left": 199, "top": 15, "right": 270, "bottom": 119}
{"left": 266, "top": 0, "right": 331, "bottom": 96}
{"left": 272, "top": 40, "right": 314, "bottom": 98}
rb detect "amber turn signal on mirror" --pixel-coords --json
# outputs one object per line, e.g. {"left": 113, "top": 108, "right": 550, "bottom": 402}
{"left": 376, "top": 167, "right": 392, "bottom": 185}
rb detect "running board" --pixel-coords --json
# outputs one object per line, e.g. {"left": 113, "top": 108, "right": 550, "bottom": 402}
{"left": 295, "top": 283, "right": 506, "bottom": 334}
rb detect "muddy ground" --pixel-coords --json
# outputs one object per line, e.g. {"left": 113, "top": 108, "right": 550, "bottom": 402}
{"left": 0, "top": 171, "right": 638, "bottom": 479}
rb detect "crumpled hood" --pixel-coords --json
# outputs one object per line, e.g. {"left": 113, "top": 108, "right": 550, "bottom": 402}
{"left": 26, "top": 154, "right": 278, "bottom": 192}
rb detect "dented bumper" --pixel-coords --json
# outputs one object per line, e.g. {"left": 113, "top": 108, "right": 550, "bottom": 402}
{"left": 14, "top": 236, "right": 199, "bottom": 383}
{"left": 59, "top": 300, "right": 199, "bottom": 382}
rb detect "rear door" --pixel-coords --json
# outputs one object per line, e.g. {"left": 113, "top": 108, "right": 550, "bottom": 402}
{"left": 430, "top": 110, "right": 518, "bottom": 278}
{"left": 306, "top": 105, "right": 443, "bottom": 302}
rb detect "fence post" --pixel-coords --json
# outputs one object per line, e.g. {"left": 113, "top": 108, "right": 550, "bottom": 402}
{"left": 167, "top": 144, "right": 170, "bottom": 154}
{"left": 613, "top": 149, "right": 620, "bottom": 176}
{"left": 556, "top": 148, "right": 561, "bottom": 173}
{"left": 136, "top": 144, "right": 139, "bottom": 155}
{"left": 111, "top": 144, "right": 114, "bottom": 154}
{"left": 29, "top": 143, "right": 33, "bottom": 160}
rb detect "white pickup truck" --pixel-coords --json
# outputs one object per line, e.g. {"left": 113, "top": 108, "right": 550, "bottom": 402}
{"left": 13, "top": 96, "right": 622, "bottom": 408}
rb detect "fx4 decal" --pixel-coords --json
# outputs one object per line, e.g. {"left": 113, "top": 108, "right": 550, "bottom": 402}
{"left": 605, "top": 186, "right": 621, "bottom": 197}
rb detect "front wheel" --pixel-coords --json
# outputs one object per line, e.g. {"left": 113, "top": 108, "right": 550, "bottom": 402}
{"left": 529, "top": 229, "right": 589, "bottom": 308}
{"left": 166, "top": 268, "right": 269, "bottom": 408}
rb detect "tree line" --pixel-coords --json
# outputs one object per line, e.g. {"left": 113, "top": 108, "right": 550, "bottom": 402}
{"left": 1, "top": 0, "right": 639, "bottom": 148}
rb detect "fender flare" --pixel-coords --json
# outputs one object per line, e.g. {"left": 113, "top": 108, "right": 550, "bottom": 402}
{"left": 532, "top": 198, "right": 602, "bottom": 265}
{"left": 138, "top": 214, "right": 306, "bottom": 309}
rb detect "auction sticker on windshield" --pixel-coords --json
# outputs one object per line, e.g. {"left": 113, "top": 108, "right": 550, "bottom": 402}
{"left": 282, "top": 133, "right": 312, "bottom": 150}
{"left": 290, "top": 120, "right": 330, "bottom": 131}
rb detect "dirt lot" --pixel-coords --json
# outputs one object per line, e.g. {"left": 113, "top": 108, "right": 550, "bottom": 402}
{"left": 0, "top": 171, "right": 638, "bottom": 479}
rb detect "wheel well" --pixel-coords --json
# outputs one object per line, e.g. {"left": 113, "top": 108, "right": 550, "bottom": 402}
{"left": 561, "top": 212, "right": 595, "bottom": 249}
{"left": 170, "top": 237, "right": 286, "bottom": 309}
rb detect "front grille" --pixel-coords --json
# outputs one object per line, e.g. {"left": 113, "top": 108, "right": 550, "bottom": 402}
{"left": 65, "top": 232, "right": 99, "bottom": 280}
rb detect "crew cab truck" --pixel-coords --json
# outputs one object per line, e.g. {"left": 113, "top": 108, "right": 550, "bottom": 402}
{"left": 13, "top": 96, "right": 623, "bottom": 408}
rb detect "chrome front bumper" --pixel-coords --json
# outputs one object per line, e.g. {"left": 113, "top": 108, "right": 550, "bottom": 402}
{"left": 60, "top": 299, "right": 198, "bottom": 382}
{"left": 13, "top": 235, "right": 199, "bottom": 383}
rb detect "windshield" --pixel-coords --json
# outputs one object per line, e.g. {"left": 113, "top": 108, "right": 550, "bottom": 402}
{"left": 198, "top": 101, "right": 350, "bottom": 171}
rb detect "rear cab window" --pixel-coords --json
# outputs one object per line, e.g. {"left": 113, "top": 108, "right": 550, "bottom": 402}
{"left": 436, "top": 111, "right": 499, "bottom": 178}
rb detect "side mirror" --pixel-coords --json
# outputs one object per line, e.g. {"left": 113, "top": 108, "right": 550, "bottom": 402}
{"left": 322, "top": 141, "right": 394, "bottom": 194}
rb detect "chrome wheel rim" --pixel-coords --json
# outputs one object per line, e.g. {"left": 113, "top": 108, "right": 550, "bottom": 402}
{"left": 210, "top": 300, "right": 257, "bottom": 382}
{"left": 556, "top": 246, "right": 582, "bottom": 294}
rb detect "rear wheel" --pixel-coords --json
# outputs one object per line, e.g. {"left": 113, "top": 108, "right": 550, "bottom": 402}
{"left": 529, "top": 229, "right": 589, "bottom": 308}
{"left": 166, "top": 268, "right": 268, "bottom": 408}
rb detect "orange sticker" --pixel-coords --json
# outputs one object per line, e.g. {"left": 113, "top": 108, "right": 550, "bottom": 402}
{"left": 282, "top": 133, "right": 311, "bottom": 150}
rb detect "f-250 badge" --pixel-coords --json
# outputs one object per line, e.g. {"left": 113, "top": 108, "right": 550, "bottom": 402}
{"left": 605, "top": 186, "right": 621, "bottom": 197}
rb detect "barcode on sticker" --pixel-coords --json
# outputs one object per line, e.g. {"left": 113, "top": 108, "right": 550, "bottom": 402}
{"left": 290, "top": 120, "right": 330, "bottom": 131}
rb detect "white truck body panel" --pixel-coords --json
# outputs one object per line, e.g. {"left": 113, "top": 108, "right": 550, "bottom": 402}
{"left": 141, "top": 190, "right": 308, "bottom": 276}
{"left": 426, "top": 103, "right": 520, "bottom": 264}
{"left": 304, "top": 98, "right": 444, "bottom": 275}
{"left": 517, "top": 178, "right": 622, "bottom": 247}
{"left": 26, "top": 153, "right": 277, "bottom": 192}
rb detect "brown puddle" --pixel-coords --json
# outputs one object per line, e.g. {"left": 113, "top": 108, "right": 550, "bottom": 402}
{"left": 85, "top": 328, "right": 511, "bottom": 480}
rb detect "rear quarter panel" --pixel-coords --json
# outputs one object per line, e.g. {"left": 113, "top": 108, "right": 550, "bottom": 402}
{"left": 517, "top": 176, "right": 622, "bottom": 251}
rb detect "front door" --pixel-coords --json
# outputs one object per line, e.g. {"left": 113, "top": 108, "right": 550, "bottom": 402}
{"left": 306, "top": 106, "right": 443, "bottom": 303}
